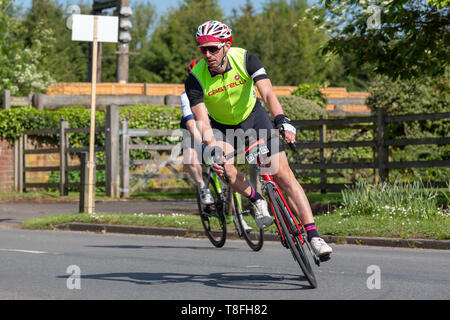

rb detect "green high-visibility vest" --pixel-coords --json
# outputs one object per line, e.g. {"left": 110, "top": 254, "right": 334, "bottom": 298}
{"left": 191, "top": 47, "right": 257, "bottom": 125}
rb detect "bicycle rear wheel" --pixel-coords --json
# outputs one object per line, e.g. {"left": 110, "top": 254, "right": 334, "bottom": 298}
{"left": 197, "top": 170, "right": 227, "bottom": 248}
{"left": 266, "top": 186, "right": 317, "bottom": 288}
{"left": 232, "top": 193, "right": 264, "bottom": 251}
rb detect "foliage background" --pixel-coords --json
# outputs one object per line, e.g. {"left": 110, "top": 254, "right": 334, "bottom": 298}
{"left": 0, "top": 0, "right": 377, "bottom": 98}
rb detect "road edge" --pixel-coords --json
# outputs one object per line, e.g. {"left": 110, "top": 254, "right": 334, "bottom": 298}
{"left": 56, "top": 222, "right": 450, "bottom": 250}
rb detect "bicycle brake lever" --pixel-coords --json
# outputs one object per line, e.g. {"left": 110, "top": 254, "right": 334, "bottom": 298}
{"left": 221, "top": 164, "right": 230, "bottom": 184}
{"left": 279, "top": 128, "right": 299, "bottom": 154}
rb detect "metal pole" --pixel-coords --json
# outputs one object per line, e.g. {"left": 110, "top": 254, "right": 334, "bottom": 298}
{"left": 117, "top": 0, "right": 130, "bottom": 83}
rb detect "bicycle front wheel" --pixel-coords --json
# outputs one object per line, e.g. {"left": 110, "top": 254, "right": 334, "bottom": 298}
{"left": 232, "top": 193, "right": 264, "bottom": 252}
{"left": 197, "top": 171, "right": 227, "bottom": 248}
{"left": 266, "top": 186, "right": 317, "bottom": 288}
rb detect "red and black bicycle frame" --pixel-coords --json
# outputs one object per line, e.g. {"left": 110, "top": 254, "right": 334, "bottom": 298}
{"left": 242, "top": 138, "right": 306, "bottom": 245}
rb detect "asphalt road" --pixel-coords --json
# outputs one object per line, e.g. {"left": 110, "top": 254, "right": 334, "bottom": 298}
{"left": 0, "top": 228, "right": 449, "bottom": 300}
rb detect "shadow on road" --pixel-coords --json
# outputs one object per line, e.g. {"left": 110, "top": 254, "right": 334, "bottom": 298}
{"left": 85, "top": 244, "right": 240, "bottom": 251}
{"left": 58, "top": 271, "right": 312, "bottom": 291}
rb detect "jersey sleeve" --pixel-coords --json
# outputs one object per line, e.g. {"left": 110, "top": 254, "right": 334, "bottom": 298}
{"left": 180, "top": 91, "right": 194, "bottom": 121}
{"left": 245, "top": 51, "right": 270, "bottom": 82}
{"left": 184, "top": 74, "right": 204, "bottom": 107}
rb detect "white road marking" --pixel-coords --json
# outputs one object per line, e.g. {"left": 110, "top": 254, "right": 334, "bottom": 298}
{"left": 0, "top": 249, "right": 48, "bottom": 254}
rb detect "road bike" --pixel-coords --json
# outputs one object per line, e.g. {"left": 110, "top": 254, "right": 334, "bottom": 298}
{"left": 219, "top": 136, "right": 321, "bottom": 288}
{"left": 196, "top": 165, "right": 264, "bottom": 251}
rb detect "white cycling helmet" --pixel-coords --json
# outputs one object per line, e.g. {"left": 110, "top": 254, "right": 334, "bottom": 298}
{"left": 196, "top": 20, "right": 232, "bottom": 44}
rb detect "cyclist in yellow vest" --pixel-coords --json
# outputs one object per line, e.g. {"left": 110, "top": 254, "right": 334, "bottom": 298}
{"left": 185, "top": 20, "right": 332, "bottom": 259}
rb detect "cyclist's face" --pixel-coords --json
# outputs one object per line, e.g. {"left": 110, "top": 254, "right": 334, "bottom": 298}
{"left": 199, "top": 41, "right": 229, "bottom": 70}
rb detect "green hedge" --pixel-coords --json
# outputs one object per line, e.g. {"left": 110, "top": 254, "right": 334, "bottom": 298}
{"left": 367, "top": 75, "right": 450, "bottom": 182}
{"left": 290, "top": 82, "right": 328, "bottom": 108}
{"left": 0, "top": 105, "right": 182, "bottom": 147}
{"left": 0, "top": 105, "right": 182, "bottom": 192}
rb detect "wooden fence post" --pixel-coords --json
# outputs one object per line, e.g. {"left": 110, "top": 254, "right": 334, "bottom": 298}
{"left": 2, "top": 90, "right": 11, "bottom": 109}
{"left": 33, "top": 93, "right": 44, "bottom": 110}
{"left": 120, "top": 120, "right": 130, "bottom": 198}
{"left": 16, "top": 137, "right": 24, "bottom": 193}
{"left": 59, "top": 121, "right": 69, "bottom": 196}
{"left": 22, "top": 134, "right": 27, "bottom": 192}
{"left": 376, "top": 108, "right": 389, "bottom": 182}
{"left": 319, "top": 116, "right": 327, "bottom": 194}
{"left": 79, "top": 152, "right": 95, "bottom": 213}
{"left": 105, "top": 104, "right": 120, "bottom": 198}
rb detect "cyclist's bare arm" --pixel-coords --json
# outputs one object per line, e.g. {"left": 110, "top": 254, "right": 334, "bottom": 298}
{"left": 256, "top": 78, "right": 296, "bottom": 144}
{"left": 191, "top": 102, "right": 251, "bottom": 196}
{"left": 191, "top": 102, "right": 217, "bottom": 148}
{"left": 185, "top": 118, "right": 203, "bottom": 145}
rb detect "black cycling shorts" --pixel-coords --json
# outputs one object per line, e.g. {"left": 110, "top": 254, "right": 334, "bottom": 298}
{"left": 209, "top": 102, "right": 285, "bottom": 157}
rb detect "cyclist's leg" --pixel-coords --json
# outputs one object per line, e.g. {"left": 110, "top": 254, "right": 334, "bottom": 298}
{"left": 183, "top": 147, "right": 203, "bottom": 184}
{"left": 271, "top": 151, "right": 332, "bottom": 257}
{"left": 270, "top": 151, "right": 314, "bottom": 225}
{"left": 213, "top": 139, "right": 252, "bottom": 196}
{"left": 246, "top": 104, "right": 332, "bottom": 256}
{"left": 182, "top": 136, "right": 214, "bottom": 205}
{"left": 213, "top": 138, "right": 273, "bottom": 229}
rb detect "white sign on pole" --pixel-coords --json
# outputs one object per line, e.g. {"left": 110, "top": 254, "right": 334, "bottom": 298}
{"left": 70, "top": 14, "right": 118, "bottom": 214}
{"left": 72, "top": 14, "right": 118, "bottom": 43}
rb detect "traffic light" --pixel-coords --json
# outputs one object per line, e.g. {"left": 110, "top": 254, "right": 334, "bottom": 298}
{"left": 118, "top": 5, "right": 132, "bottom": 43}
{"left": 93, "top": 0, "right": 118, "bottom": 11}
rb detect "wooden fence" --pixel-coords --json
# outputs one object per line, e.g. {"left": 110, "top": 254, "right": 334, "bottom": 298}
{"left": 291, "top": 109, "right": 450, "bottom": 192}
{"left": 16, "top": 105, "right": 120, "bottom": 198}
{"left": 14, "top": 106, "right": 449, "bottom": 197}
{"left": 18, "top": 124, "right": 106, "bottom": 194}
{"left": 120, "top": 124, "right": 191, "bottom": 197}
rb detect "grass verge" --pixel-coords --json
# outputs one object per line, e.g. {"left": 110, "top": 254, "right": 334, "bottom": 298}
{"left": 21, "top": 211, "right": 450, "bottom": 240}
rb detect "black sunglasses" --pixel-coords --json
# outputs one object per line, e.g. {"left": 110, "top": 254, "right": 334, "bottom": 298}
{"left": 198, "top": 42, "right": 225, "bottom": 54}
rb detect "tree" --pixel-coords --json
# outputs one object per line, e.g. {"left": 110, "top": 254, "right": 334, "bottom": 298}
{"left": 128, "top": 0, "right": 157, "bottom": 82}
{"left": 140, "top": 0, "right": 224, "bottom": 83}
{"left": 20, "top": 0, "right": 91, "bottom": 82}
{"left": 0, "top": 0, "right": 54, "bottom": 96}
{"left": 319, "top": 0, "right": 450, "bottom": 79}
{"left": 231, "top": 0, "right": 331, "bottom": 85}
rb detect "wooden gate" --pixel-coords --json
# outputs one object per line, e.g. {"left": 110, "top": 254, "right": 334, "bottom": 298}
{"left": 120, "top": 121, "right": 194, "bottom": 197}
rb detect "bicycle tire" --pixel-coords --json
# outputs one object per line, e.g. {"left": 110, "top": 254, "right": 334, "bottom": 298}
{"left": 266, "top": 186, "right": 317, "bottom": 288}
{"left": 232, "top": 193, "right": 264, "bottom": 252}
{"left": 197, "top": 171, "right": 227, "bottom": 248}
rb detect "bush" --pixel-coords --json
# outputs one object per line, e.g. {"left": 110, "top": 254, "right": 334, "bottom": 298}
{"left": 290, "top": 82, "right": 328, "bottom": 108}
{"left": 366, "top": 74, "right": 450, "bottom": 182}
{"left": 0, "top": 105, "right": 182, "bottom": 146}
{"left": 0, "top": 105, "right": 183, "bottom": 191}
{"left": 366, "top": 74, "right": 449, "bottom": 115}
{"left": 274, "top": 96, "right": 327, "bottom": 120}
